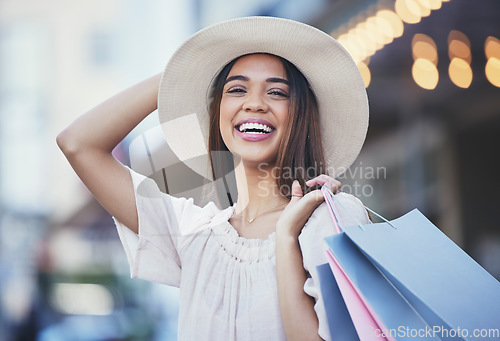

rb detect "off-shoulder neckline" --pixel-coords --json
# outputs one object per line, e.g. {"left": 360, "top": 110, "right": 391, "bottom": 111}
{"left": 209, "top": 204, "right": 276, "bottom": 262}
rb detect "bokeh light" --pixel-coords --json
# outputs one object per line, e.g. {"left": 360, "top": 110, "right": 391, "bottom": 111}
{"left": 412, "top": 58, "right": 439, "bottom": 89}
{"left": 362, "top": 21, "right": 387, "bottom": 48}
{"left": 427, "top": 0, "right": 443, "bottom": 10}
{"left": 366, "top": 16, "right": 394, "bottom": 45}
{"left": 447, "top": 30, "right": 472, "bottom": 88}
{"left": 448, "top": 30, "right": 472, "bottom": 63}
{"left": 51, "top": 283, "right": 114, "bottom": 316}
{"left": 449, "top": 40, "right": 472, "bottom": 63}
{"left": 377, "top": 10, "right": 404, "bottom": 39}
{"left": 412, "top": 33, "right": 438, "bottom": 65}
{"left": 416, "top": 0, "right": 432, "bottom": 17}
{"left": 352, "top": 27, "right": 377, "bottom": 56}
{"left": 485, "top": 57, "right": 500, "bottom": 87}
{"left": 449, "top": 57, "right": 473, "bottom": 88}
{"left": 357, "top": 61, "right": 372, "bottom": 88}
{"left": 485, "top": 36, "right": 500, "bottom": 60}
{"left": 395, "top": 0, "right": 423, "bottom": 24}
{"left": 335, "top": 9, "right": 405, "bottom": 65}
{"left": 484, "top": 36, "right": 500, "bottom": 87}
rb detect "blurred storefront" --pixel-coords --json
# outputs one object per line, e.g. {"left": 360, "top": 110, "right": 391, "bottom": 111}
{"left": 0, "top": 1, "right": 196, "bottom": 340}
{"left": 313, "top": 0, "right": 500, "bottom": 273}
{"left": 0, "top": 0, "right": 499, "bottom": 340}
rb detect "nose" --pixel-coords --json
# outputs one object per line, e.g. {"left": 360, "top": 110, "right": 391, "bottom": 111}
{"left": 243, "top": 91, "right": 268, "bottom": 113}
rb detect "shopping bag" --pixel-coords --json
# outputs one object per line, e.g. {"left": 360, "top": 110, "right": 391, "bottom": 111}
{"left": 325, "top": 230, "right": 441, "bottom": 341}
{"left": 316, "top": 263, "right": 359, "bottom": 341}
{"left": 324, "top": 251, "right": 391, "bottom": 341}
{"left": 318, "top": 189, "right": 384, "bottom": 340}
{"left": 321, "top": 187, "right": 500, "bottom": 341}
{"left": 321, "top": 188, "right": 434, "bottom": 341}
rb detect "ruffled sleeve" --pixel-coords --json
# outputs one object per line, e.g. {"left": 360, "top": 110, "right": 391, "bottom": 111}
{"left": 298, "top": 192, "right": 370, "bottom": 340}
{"left": 112, "top": 167, "right": 219, "bottom": 287}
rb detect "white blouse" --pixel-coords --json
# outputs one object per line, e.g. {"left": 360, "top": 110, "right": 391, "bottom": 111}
{"left": 113, "top": 167, "right": 370, "bottom": 341}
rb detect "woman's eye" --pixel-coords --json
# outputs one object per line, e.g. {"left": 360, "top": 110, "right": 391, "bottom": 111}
{"left": 226, "top": 88, "right": 246, "bottom": 94}
{"left": 268, "top": 90, "right": 289, "bottom": 98}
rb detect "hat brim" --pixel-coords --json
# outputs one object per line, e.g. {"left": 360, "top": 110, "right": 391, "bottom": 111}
{"left": 158, "top": 16, "right": 369, "bottom": 180}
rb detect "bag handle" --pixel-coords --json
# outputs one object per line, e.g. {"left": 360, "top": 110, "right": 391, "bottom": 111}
{"left": 321, "top": 186, "right": 397, "bottom": 231}
{"left": 321, "top": 186, "right": 342, "bottom": 233}
{"left": 321, "top": 186, "right": 369, "bottom": 231}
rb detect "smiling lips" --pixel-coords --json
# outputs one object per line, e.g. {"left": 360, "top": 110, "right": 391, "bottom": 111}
{"left": 234, "top": 118, "right": 276, "bottom": 142}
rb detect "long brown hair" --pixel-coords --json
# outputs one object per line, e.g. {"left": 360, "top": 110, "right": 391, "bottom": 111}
{"left": 208, "top": 54, "right": 326, "bottom": 204}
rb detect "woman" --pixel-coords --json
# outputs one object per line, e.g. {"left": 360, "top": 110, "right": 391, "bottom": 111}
{"left": 57, "top": 17, "right": 370, "bottom": 341}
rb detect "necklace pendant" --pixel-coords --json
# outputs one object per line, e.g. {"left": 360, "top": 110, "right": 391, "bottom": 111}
{"left": 247, "top": 218, "right": 255, "bottom": 223}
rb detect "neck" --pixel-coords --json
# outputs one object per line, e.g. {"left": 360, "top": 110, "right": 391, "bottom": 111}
{"left": 233, "top": 157, "right": 289, "bottom": 217}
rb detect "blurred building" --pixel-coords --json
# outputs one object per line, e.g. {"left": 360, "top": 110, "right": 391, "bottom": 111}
{"left": 0, "top": 0, "right": 499, "bottom": 340}
{"left": 0, "top": 1, "right": 196, "bottom": 340}
{"left": 312, "top": 0, "right": 500, "bottom": 273}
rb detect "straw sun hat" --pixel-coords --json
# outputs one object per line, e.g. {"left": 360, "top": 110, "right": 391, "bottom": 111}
{"left": 158, "top": 16, "right": 369, "bottom": 181}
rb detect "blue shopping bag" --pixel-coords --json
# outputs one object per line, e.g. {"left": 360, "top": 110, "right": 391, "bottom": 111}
{"left": 321, "top": 187, "right": 500, "bottom": 341}
{"left": 316, "top": 263, "right": 359, "bottom": 341}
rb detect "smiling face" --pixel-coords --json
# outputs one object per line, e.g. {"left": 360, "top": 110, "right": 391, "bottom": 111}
{"left": 219, "top": 54, "right": 290, "bottom": 166}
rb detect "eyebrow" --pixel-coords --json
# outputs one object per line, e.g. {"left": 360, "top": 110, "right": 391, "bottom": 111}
{"left": 225, "top": 75, "right": 289, "bottom": 85}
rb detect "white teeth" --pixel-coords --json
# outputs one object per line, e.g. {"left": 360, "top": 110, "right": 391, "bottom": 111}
{"left": 238, "top": 122, "right": 273, "bottom": 133}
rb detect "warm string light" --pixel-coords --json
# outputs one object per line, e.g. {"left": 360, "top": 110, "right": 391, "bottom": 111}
{"left": 448, "top": 30, "right": 473, "bottom": 88}
{"left": 335, "top": 9, "right": 404, "bottom": 64}
{"left": 395, "top": 0, "right": 446, "bottom": 24}
{"left": 411, "top": 31, "right": 498, "bottom": 90}
{"left": 485, "top": 36, "right": 500, "bottom": 88}
{"left": 357, "top": 61, "right": 372, "bottom": 88}
{"left": 395, "top": 0, "right": 424, "bottom": 24}
{"left": 330, "top": 1, "right": 499, "bottom": 90}
{"left": 332, "top": 0, "right": 448, "bottom": 88}
{"left": 412, "top": 33, "right": 438, "bottom": 65}
{"left": 412, "top": 34, "right": 439, "bottom": 89}
{"left": 334, "top": 10, "right": 404, "bottom": 88}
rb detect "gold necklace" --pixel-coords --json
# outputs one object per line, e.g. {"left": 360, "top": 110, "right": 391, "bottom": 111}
{"left": 236, "top": 202, "right": 288, "bottom": 223}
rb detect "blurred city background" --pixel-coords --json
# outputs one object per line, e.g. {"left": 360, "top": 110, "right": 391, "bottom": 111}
{"left": 1, "top": 0, "right": 499, "bottom": 340}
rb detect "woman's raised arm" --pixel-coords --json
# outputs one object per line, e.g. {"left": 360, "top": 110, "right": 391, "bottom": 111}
{"left": 56, "top": 73, "right": 162, "bottom": 233}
